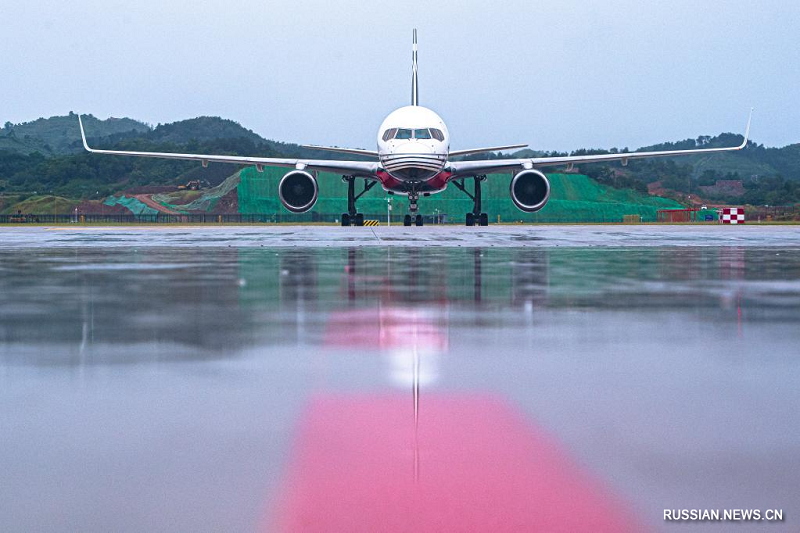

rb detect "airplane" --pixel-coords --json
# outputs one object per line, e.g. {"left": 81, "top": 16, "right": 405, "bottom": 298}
{"left": 77, "top": 29, "right": 752, "bottom": 227}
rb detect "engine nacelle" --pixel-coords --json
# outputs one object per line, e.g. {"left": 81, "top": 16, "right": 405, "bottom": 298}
{"left": 279, "top": 170, "right": 318, "bottom": 213}
{"left": 510, "top": 169, "right": 551, "bottom": 213}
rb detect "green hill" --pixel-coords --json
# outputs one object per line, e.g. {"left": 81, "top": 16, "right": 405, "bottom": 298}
{"left": 1, "top": 112, "right": 149, "bottom": 155}
{"left": 0, "top": 132, "right": 52, "bottom": 156}
{"left": 632, "top": 134, "right": 800, "bottom": 180}
{"left": 0, "top": 194, "right": 79, "bottom": 215}
{"left": 87, "top": 115, "right": 356, "bottom": 162}
{"left": 146, "top": 116, "right": 264, "bottom": 145}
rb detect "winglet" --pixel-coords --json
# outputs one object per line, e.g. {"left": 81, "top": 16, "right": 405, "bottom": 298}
{"left": 411, "top": 29, "right": 419, "bottom": 106}
{"left": 740, "top": 107, "right": 753, "bottom": 149}
{"left": 77, "top": 114, "right": 92, "bottom": 152}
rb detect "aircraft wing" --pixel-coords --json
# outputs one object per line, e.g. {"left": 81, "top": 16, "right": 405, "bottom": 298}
{"left": 448, "top": 111, "right": 752, "bottom": 178}
{"left": 301, "top": 144, "right": 379, "bottom": 157}
{"left": 78, "top": 115, "right": 379, "bottom": 177}
{"left": 448, "top": 144, "right": 528, "bottom": 157}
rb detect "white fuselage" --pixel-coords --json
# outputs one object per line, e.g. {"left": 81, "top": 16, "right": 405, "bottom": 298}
{"left": 376, "top": 106, "right": 450, "bottom": 182}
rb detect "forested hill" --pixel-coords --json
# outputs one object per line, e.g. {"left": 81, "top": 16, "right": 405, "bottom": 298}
{"left": 1, "top": 113, "right": 360, "bottom": 160}
{"left": 1, "top": 112, "right": 799, "bottom": 204}
{"left": 493, "top": 134, "right": 800, "bottom": 184}
{"left": 635, "top": 134, "right": 800, "bottom": 181}
{"left": 533, "top": 134, "right": 800, "bottom": 205}
{"left": 0, "top": 113, "right": 149, "bottom": 156}
{"left": 0, "top": 113, "right": 370, "bottom": 198}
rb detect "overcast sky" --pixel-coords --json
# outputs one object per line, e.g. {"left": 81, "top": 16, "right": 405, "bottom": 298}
{"left": 2, "top": 0, "right": 798, "bottom": 151}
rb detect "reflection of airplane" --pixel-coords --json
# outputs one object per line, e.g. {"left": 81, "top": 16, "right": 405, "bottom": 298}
{"left": 268, "top": 249, "right": 642, "bottom": 529}
{"left": 325, "top": 248, "right": 449, "bottom": 388}
{"left": 78, "top": 31, "right": 752, "bottom": 227}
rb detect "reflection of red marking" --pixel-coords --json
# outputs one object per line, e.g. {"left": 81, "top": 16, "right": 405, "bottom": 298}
{"left": 269, "top": 395, "right": 644, "bottom": 532}
{"left": 737, "top": 293, "right": 743, "bottom": 338}
{"left": 718, "top": 248, "right": 746, "bottom": 280}
{"left": 324, "top": 308, "right": 447, "bottom": 352}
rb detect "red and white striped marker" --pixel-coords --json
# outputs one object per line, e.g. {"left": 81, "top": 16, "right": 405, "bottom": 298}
{"left": 720, "top": 207, "right": 745, "bottom": 225}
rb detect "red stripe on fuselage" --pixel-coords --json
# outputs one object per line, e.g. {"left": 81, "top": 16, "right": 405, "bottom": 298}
{"left": 376, "top": 170, "right": 404, "bottom": 191}
{"left": 424, "top": 170, "right": 452, "bottom": 191}
{"left": 377, "top": 170, "right": 452, "bottom": 195}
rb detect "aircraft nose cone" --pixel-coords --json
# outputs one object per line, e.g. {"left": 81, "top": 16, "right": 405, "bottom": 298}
{"left": 381, "top": 140, "right": 445, "bottom": 182}
{"left": 393, "top": 142, "right": 434, "bottom": 155}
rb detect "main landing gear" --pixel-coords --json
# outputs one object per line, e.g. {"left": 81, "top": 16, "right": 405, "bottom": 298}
{"left": 341, "top": 176, "right": 377, "bottom": 226}
{"left": 453, "top": 175, "right": 489, "bottom": 226}
{"left": 465, "top": 212, "right": 489, "bottom": 227}
{"left": 402, "top": 189, "right": 424, "bottom": 226}
{"left": 403, "top": 214, "right": 423, "bottom": 227}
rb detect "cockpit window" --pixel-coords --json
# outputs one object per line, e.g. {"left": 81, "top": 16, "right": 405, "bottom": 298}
{"left": 388, "top": 128, "right": 443, "bottom": 141}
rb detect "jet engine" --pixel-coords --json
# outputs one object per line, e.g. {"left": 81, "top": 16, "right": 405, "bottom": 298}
{"left": 510, "top": 170, "right": 550, "bottom": 213}
{"left": 279, "top": 170, "right": 318, "bottom": 213}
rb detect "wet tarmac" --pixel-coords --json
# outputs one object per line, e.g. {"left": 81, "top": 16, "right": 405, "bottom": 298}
{"left": 1, "top": 224, "right": 800, "bottom": 248}
{"left": 1, "top": 226, "right": 799, "bottom": 531}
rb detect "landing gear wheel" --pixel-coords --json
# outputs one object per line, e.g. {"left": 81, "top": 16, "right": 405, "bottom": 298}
{"left": 455, "top": 176, "right": 488, "bottom": 228}
{"left": 415, "top": 214, "right": 423, "bottom": 227}
{"left": 341, "top": 175, "right": 378, "bottom": 228}
{"left": 403, "top": 214, "right": 412, "bottom": 227}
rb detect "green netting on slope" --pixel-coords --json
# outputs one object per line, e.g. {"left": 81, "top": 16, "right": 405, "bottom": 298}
{"left": 238, "top": 166, "right": 391, "bottom": 216}
{"left": 237, "top": 167, "right": 683, "bottom": 222}
{"left": 152, "top": 172, "right": 242, "bottom": 213}
{"left": 103, "top": 195, "right": 160, "bottom": 216}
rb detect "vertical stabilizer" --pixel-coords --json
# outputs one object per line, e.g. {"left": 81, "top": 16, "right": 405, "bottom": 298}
{"left": 411, "top": 29, "right": 419, "bottom": 106}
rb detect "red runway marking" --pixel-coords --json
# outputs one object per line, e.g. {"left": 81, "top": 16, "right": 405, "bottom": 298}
{"left": 269, "top": 394, "right": 644, "bottom": 532}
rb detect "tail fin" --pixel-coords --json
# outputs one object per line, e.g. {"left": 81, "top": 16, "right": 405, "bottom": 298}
{"left": 411, "top": 29, "right": 418, "bottom": 106}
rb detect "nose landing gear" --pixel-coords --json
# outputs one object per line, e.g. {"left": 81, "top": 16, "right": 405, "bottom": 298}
{"left": 403, "top": 190, "right": 424, "bottom": 226}
{"left": 404, "top": 214, "right": 423, "bottom": 226}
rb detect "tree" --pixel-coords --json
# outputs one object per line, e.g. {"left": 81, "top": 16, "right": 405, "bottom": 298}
{"left": 3, "top": 121, "right": 12, "bottom": 131}
{"left": 698, "top": 169, "right": 721, "bottom": 186}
